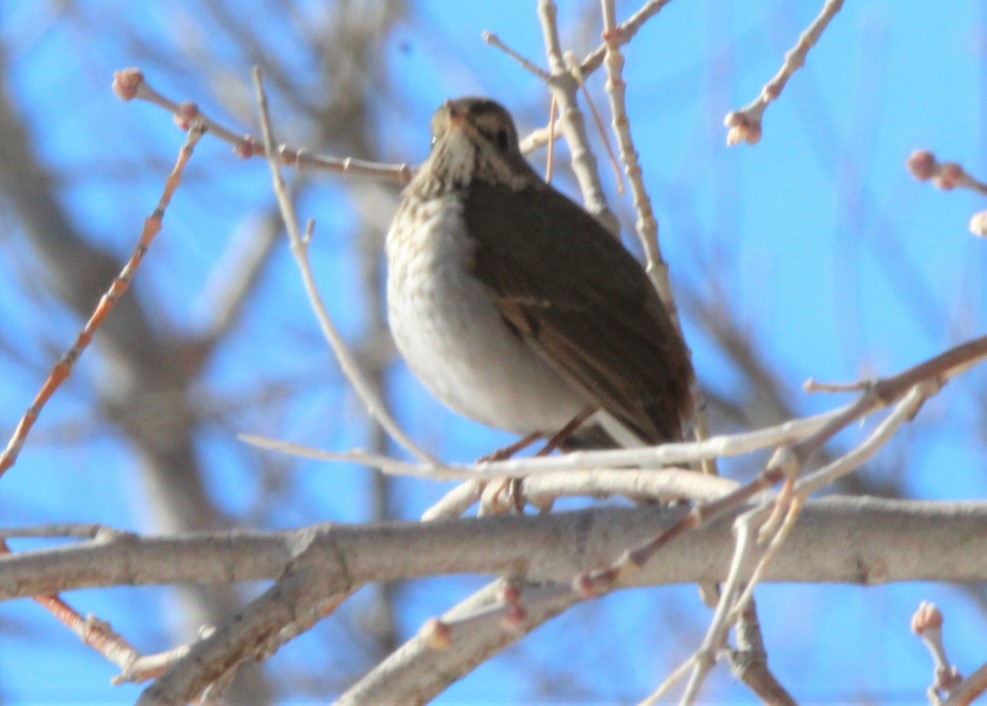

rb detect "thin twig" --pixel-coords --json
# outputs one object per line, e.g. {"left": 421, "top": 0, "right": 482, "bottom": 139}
{"left": 545, "top": 96, "right": 558, "bottom": 181}
{"left": 679, "top": 508, "right": 765, "bottom": 704}
{"left": 599, "top": 0, "right": 670, "bottom": 313}
{"left": 912, "top": 603, "right": 964, "bottom": 703}
{"left": 580, "top": 0, "right": 675, "bottom": 78}
{"left": 337, "top": 579, "right": 580, "bottom": 705}
{"left": 537, "top": 0, "right": 619, "bottom": 233}
{"left": 112, "top": 68, "right": 412, "bottom": 183}
{"left": 598, "top": 0, "right": 716, "bottom": 477}
{"left": 909, "top": 147, "right": 987, "bottom": 238}
{"left": 419, "top": 469, "right": 740, "bottom": 521}
{"left": 421, "top": 480, "right": 485, "bottom": 520}
{"left": 660, "top": 381, "right": 938, "bottom": 701}
{"left": 0, "top": 120, "right": 205, "bottom": 481}
{"left": 0, "top": 539, "right": 150, "bottom": 683}
{"left": 638, "top": 656, "right": 696, "bottom": 705}
{"left": 238, "top": 404, "right": 845, "bottom": 480}
{"left": 0, "top": 124, "right": 209, "bottom": 687}
{"left": 250, "top": 67, "right": 437, "bottom": 465}
{"left": 724, "top": 0, "right": 846, "bottom": 146}
{"left": 567, "top": 49, "right": 624, "bottom": 195}
{"left": 481, "top": 31, "right": 551, "bottom": 81}
{"left": 518, "top": 0, "right": 674, "bottom": 155}
{"left": 574, "top": 334, "right": 987, "bottom": 598}
{"left": 795, "top": 382, "right": 936, "bottom": 498}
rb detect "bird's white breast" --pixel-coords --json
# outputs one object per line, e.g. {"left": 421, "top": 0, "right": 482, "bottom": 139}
{"left": 386, "top": 193, "right": 586, "bottom": 435}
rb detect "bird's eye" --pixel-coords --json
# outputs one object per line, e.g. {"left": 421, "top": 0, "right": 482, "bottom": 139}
{"left": 495, "top": 129, "right": 511, "bottom": 151}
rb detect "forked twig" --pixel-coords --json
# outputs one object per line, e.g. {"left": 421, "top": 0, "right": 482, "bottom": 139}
{"left": 0, "top": 537, "right": 155, "bottom": 680}
{"left": 580, "top": 0, "right": 674, "bottom": 78}
{"left": 727, "top": 597, "right": 797, "bottom": 705}
{"left": 635, "top": 372, "right": 949, "bottom": 702}
{"left": 575, "top": 334, "right": 987, "bottom": 598}
{"left": 566, "top": 50, "right": 625, "bottom": 196}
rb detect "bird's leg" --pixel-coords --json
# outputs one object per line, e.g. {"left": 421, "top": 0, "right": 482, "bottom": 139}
{"left": 534, "top": 407, "right": 595, "bottom": 456}
{"left": 523, "top": 407, "right": 595, "bottom": 513}
{"left": 477, "top": 431, "right": 542, "bottom": 463}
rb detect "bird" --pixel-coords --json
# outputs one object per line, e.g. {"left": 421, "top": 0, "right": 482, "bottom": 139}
{"left": 386, "top": 97, "right": 693, "bottom": 455}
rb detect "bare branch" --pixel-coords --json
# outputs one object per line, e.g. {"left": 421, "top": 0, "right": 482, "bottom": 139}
{"left": 250, "top": 67, "right": 437, "bottom": 464}
{"left": 598, "top": 0, "right": 717, "bottom": 477}
{"left": 574, "top": 334, "right": 987, "bottom": 599}
{"left": 728, "top": 597, "right": 797, "bottom": 705}
{"left": 580, "top": 0, "right": 674, "bottom": 77}
{"left": 239, "top": 404, "right": 850, "bottom": 480}
{"left": 5, "top": 500, "right": 987, "bottom": 603}
{"left": 337, "top": 580, "right": 579, "bottom": 705}
{"left": 0, "top": 120, "right": 206, "bottom": 479}
{"left": 481, "top": 31, "right": 551, "bottom": 81}
{"left": 537, "top": 0, "right": 619, "bottom": 233}
{"left": 113, "top": 68, "right": 412, "bottom": 183}
{"left": 724, "top": 0, "right": 846, "bottom": 146}
{"left": 944, "top": 663, "right": 987, "bottom": 706}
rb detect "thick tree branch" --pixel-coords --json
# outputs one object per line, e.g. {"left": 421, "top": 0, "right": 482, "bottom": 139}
{"left": 2, "top": 498, "right": 986, "bottom": 604}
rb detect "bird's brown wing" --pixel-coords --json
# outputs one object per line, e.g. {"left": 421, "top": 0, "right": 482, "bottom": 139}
{"left": 464, "top": 181, "right": 693, "bottom": 443}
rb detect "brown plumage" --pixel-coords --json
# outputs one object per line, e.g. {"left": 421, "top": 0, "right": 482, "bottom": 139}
{"left": 386, "top": 97, "right": 693, "bottom": 446}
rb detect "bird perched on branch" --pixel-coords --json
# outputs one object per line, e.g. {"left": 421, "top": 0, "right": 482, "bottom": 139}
{"left": 386, "top": 97, "right": 693, "bottom": 454}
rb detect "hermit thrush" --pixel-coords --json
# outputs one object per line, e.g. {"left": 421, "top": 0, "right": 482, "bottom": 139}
{"left": 386, "top": 98, "right": 693, "bottom": 449}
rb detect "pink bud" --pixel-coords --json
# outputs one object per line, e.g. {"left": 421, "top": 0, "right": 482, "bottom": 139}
{"left": 112, "top": 68, "right": 144, "bottom": 101}
{"left": 573, "top": 572, "right": 596, "bottom": 599}
{"left": 500, "top": 584, "right": 522, "bottom": 604}
{"left": 907, "top": 150, "right": 937, "bottom": 181}
{"left": 234, "top": 136, "right": 259, "bottom": 159}
{"left": 911, "top": 601, "right": 943, "bottom": 634}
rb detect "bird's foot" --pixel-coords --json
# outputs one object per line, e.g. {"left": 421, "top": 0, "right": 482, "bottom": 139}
{"left": 478, "top": 477, "right": 523, "bottom": 516}
{"left": 476, "top": 433, "right": 541, "bottom": 516}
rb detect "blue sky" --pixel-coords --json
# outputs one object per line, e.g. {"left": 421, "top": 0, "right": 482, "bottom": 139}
{"left": 1, "top": 1, "right": 986, "bottom": 703}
